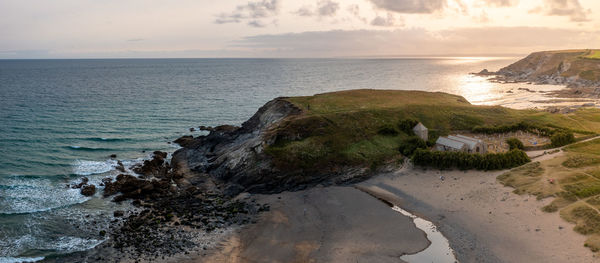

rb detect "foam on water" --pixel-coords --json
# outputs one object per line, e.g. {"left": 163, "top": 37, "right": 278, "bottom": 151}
{"left": 0, "top": 233, "right": 105, "bottom": 261}
{"left": 0, "top": 177, "right": 89, "bottom": 215}
{"left": 67, "top": 145, "right": 112, "bottom": 151}
{"left": 72, "top": 159, "right": 118, "bottom": 176}
{"left": 0, "top": 257, "right": 45, "bottom": 263}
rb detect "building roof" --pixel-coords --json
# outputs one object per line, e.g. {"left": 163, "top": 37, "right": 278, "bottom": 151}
{"left": 413, "top": 122, "right": 427, "bottom": 131}
{"left": 436, "top": 137, "right": 466, "bottom": 150}
{"left": 448, "top": 135, "right": 480, "bottom": 149}
{"left": 455, "top": 134, "right": 483, "bottom": 143}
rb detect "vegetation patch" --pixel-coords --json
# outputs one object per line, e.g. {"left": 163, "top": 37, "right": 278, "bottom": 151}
{"left": 563, "top": 181, "right": 600, "bottom": 198}
{"left": 506, "top": 138, "right": 524, "bottom": 150}
{"left": 562, "top": 204, "right": 600, "bottom": 235}
{"left": 562, "top": 154, "right": 600, "bottom": 168}
{"left": 412, "top": 149, "right": 530, "bottom": 171}
{"left": 551, "top": 132, "right": 576, "bottom": 147}
{"left": 582, "top": 50, "right": 600, "bottom": 60}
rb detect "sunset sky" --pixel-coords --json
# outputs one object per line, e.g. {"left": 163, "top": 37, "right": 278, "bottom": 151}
{"left": 1, "top": 0, "right": 599, "bottom": 58}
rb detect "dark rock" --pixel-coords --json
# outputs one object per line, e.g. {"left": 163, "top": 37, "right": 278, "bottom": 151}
{"left": 189, "top": 127, "right": 195, "bottom": 132}
{"left": 110, "top": 154, "right": 117, "bottom": 158}
{"left": 223, "top": 184, "right": 245, "bottom": 197}
{"left": 116, "top": 161, "right": 125, "bottom": 173}
{"left": 132, "top": 151, "right": 169, "bottom": 177}
{"left": 173, "top": 135, "right": 194, "bottom": 147}
{"left": 114, "top": 210, "right": 125, "bottom": 217}
{"left": 81, "top": 184, "right": 96, "bottom": 196}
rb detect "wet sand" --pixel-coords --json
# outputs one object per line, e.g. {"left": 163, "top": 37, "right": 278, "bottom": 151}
{"left": 187, "top": 186, "right": 431, "bottom": 263}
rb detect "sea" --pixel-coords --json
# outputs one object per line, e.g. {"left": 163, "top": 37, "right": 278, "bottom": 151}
{"left": 0, "top": 57, "right": 570, "bottom": 261}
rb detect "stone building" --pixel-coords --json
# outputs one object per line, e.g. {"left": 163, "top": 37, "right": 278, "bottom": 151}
{"left": 435, "top": 134, "right": 487, "bottom": 154}
{"left": 412, "top": 122, "right": 428, "bottom": 141}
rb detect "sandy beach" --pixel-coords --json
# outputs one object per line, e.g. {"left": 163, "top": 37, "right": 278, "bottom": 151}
{"left": 182, "top": 158, "right": 600, "bottom": 263}
{"left": 361, "top": 164, "right": 597, "bottom": 263}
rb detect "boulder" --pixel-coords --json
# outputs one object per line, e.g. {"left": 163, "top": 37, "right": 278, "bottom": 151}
{"left": 173, "top": 135, "right": 194, "bottom": 147}
{"left": 81, "top": 184, "right": 96, "bottom": 196}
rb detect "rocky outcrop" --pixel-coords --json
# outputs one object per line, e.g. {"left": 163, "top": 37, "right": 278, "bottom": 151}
{"left": 171, "top": 98, "right": 305, "bottom": 196}
{"left": 170, "top": 97, "right": 394, "bottom": 196}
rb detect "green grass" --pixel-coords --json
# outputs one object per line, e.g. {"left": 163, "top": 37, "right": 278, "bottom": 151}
{"left": 582, "top": 50, "right": 600, "bottom": 60}
{"left": 265, "top": 90, "right": 600, "bottom": 172}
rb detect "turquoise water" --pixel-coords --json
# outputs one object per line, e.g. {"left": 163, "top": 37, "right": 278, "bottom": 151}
{"left": 0, "top": 58, "right": 518, "bottom": 260}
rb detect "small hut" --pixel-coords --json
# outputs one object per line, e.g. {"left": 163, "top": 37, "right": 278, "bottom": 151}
{"left": 413, "top": 122, "right": 428, "bottom": 141}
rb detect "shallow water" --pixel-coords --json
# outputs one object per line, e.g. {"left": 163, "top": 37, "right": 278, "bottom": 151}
{"left": 392, "top": 206, "right": 458, "bottom": 263}
{"left": 0, "top": 57, "right": 567, "bottom": 260}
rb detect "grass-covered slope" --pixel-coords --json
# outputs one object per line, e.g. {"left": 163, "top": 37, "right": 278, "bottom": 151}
{"left": 264, "top": 89, "right": 600, "bottom": 172}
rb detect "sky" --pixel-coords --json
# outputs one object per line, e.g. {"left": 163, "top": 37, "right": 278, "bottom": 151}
{"left": 1, "top": 0, "right": 599, "bottom": 58}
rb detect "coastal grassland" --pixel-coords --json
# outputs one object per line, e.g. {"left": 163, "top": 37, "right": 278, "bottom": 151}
{"left": 499, "top": 138, "right": 600, "bottom": 252}
{"left": 582, "top": 50, "right": 600, "bottom": 60}
{"left": 265, "top": 90, "right": 600, "bottom": 171}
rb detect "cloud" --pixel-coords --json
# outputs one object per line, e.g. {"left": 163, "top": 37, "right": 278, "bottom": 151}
{"left": 347, "top": 4, "right": 367, "bottom": 23}
{"left": 481, "top": 0, "right": 518, "bottom": 7}
{"left": 367, "top": 0, "right": 447, "bottom": 14}
{"left": 530, "top": 0, "right": 590, "bottom": 22}
{"left": 294, "top": 1, "right": 340, "bottom": 17}
{"left": 293, "top": 6, "right": 314, "bottom": 17}
{"left": 371, "top": 13, "right": 397, "bottom": 26}
{"left": 248, "top": 20, "right": 267, "bottom": 27}
{"left": 318, "top": 0, "right": 340, "bottom": 16}
{"left": 233, "top": 27, "right": 600, "bottom": 57}
{"left": 215, "top": 0, "right": 280, "bottom": 26}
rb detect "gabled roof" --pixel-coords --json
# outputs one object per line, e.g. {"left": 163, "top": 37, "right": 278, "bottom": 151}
{"left": 436, "top": 137, "right": 466, "bottom": 150}
{"left": 448, "top": 135, "right": 479, "bottom": 149}
{"left": 455, "top": 134, "right": 483, "bottom": 143}
{"left": 413, "top": 122, "right": 427, "bottom": 131}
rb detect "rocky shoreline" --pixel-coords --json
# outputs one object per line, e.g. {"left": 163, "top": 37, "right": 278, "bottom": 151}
{"left": 46, "top": 149, "right": 269, "bottom": 262}
{"left": 49, "top": 96, "right": 381, "bottom": 262}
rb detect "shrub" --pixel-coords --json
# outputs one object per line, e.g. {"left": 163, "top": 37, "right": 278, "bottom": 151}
{"left": 472, "top": 121, "right": 554, "bottom": 137}
{"left": 412, "top": 149, "right": 530, "bottom": 170}
{"left": 377, "top": 124, "right": 398, "bottom": 136}
{"left": 398, "top": 119, "right": 419, "bottom": 135}
{"left": 551, "top": 132, "right": 575, "bottom": 147}
{"left": 506, "top": 138, "right": 524, "bottom": 150}
{"left": 398, "top": 136, "right": 427, "bottom": 157}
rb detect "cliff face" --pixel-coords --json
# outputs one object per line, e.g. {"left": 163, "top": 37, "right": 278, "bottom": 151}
{"left": 492, "top": 50, "right": 600, "bottom": 87}
{"left": 171, "top": 98, "right": 310, "bottom": 195}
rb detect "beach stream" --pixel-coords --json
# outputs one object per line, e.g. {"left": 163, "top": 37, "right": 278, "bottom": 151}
{"left": 392, "top": 206, "right": 458, "bottom": 263}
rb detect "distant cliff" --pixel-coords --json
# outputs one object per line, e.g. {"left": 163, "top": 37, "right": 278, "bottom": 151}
{"left": 482, "top": 50, "right": 600, "bottom": 88}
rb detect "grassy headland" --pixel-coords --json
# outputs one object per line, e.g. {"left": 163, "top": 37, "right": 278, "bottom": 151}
{"left": 498, "top": 49, "right": 600, "bottom": 83}
{"left": 265, "top": 89, "right": 600, "bottom": 172}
